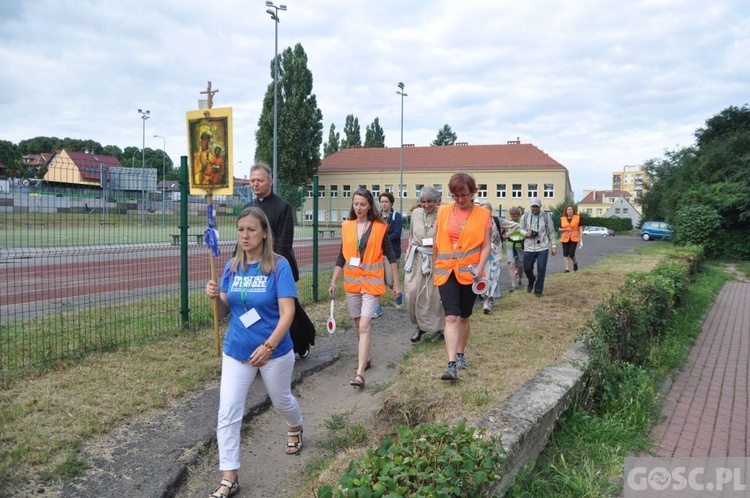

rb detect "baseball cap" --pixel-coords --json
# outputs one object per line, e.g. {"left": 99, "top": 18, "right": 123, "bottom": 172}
{"left": 530, "top": 197, "right": 542, "bottom": 207}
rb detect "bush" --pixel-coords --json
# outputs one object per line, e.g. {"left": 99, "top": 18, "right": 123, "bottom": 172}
{"left": 317, "top": 421, "right": 505, "bottom": 498}
{"left": 671, "top": 205, "right": 722, "bottom": 254}
{"left": 579, "top": 216, "right": 633, "bottom": 232}
{"left": 580, "top": 246, "right": 702, "bottom": 408}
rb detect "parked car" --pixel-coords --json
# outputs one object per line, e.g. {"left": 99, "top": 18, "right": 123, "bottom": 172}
{"left": 582, "top": 226, "right": 614, "bottom": 237}
{"left": 641, "top": 221, "right": 673, "bottom": 241}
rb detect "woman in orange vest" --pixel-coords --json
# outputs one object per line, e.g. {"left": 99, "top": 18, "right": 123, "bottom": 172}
{"left": 560, "top": 204, "right": 583, "bottom": 272}
{"left": 433, "top": 173, "right": 492, "bottom": 381}
{"left": 329, "top": 188, "right": 402, "bottom": 389}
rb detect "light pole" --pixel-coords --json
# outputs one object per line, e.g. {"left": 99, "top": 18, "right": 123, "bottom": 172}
{"left": 138, "top": 109, "right": 150, "bottom": 225}
{"left": 396, "top": 82, "right": 407, "bottom": 217}
{"left": 266, "top": 1, "right": 287, "bottom": 194}
{"left": 153, "top": 134, "right": 166, "bottom": 228}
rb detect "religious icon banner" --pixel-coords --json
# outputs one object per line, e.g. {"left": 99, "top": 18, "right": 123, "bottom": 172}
{"left": 186, "top": 107, "right": 234, "bottom": 195}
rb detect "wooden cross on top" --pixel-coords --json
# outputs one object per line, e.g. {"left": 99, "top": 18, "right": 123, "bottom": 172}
{"left": 200, "top": 81, "right": 219, "bottom": 109}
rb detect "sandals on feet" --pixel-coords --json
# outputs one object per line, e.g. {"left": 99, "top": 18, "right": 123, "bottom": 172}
{"left": 285, "top": 426, "right": 303, "bottom": 455}
{"left": 210, "top": 478, "right": 239, "bottom": 498}
{"left": 350, "top": 373, "right": 365, "bottom": 388}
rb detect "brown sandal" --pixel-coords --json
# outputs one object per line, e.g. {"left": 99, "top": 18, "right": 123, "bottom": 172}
{"left": 350, "top": 373, "right": 365, "bottom": 388}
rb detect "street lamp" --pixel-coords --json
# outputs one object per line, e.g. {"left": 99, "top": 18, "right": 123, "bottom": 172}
{"left": 138, "top": 109, "right": 150, "bottom": 225}
{"left": 153, "top": 134, "right": 166, "bottom": 228}
{"left": 396, "top": 82, "right": 407, "bottom": 217}
{"left": 266, "top": 1, "right": 287, "bottom": 194}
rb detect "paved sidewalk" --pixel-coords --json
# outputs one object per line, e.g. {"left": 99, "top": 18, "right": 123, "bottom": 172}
{"left": 649, "top": 280, "right": 750, "bottom": 457}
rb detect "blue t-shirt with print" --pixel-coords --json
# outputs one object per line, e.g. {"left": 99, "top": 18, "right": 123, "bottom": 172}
{"left": 220, "top": 257, "right": 297, "bottom": 362}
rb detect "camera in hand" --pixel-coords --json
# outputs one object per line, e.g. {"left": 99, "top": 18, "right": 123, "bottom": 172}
{"left": 530, "top": 230, "right": 539, "bottom": 237}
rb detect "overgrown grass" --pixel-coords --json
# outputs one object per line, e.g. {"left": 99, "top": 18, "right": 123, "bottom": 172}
{"left": 506, "top": 262, "right": 728, "bottom": 497}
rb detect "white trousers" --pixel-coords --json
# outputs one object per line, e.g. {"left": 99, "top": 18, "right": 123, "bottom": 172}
{"left": 217, "top": 350, "right": 302, "bottom": 471}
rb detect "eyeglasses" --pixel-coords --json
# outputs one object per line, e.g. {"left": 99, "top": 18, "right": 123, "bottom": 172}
{"left": 452, "top": 193, "right": 472, "bottom": 199}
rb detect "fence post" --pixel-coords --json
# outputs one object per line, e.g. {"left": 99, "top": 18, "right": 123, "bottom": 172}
{"left": 312, "top": 175, "right": 319, "bottom": 301}
{"left": 180, "top": 156, "right": 189, "bottom": 326}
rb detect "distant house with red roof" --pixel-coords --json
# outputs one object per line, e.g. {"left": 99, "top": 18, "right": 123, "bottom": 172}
{"left": 22, "top": 153, "right": 53, "bottom": 171}
{"left": 304, "top": 140, "right": 572, "bottom": 223}
{"left": 578, "top": 189, "right": 641, "bottom": 224}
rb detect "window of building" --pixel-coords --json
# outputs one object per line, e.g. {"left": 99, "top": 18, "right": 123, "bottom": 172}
{"left": 496, "top": 184, "right": 506, "bottom": 198}
{"left": 371, "top": 184, "right": 380, "bottom": 198}
{"left": 512, "top": 184, "right": 522, "bottom": 198}
{"left": 415, "top": 183, "right": 424, "bottom": 198}
{"left": 400, "top": 184, "right": 407, "bottom": 198}
{"left": 343, "top": 185, "right": 351, "bottom": 198}
{"left": 615, "top": 208, "right": 621, "bottom": 214}
{"left": 623, "top": 208, "right": 629, "bottom": 214}
{"left": 304, "top": 209, "right": 312, "bottom": 222}
{"left": 476, "top": 184, "right": 487, "bottom": 198}
{"left": 358, "top": 184, "right": 367, "bottom": 191}
{"left": 527, "top": 183, "right": 538, "bottom": 197}
{"left": 385, "top": 184, "right": 393, "bottom": 194}
{"left": 585, "top": 208, "right": 592, "bottom": 214}
{"left": 543, "top": 183, "right": 554, "bottom": 198}
{"left": 596, "top": 208, "right": 602, "bottom": 215}
{"left": 305, "top": 185, "right": 313, "bottom": 198}
{"left": 318, "top": 186, "right": 326, "bottom": 198}
{"left": 330, "top": 185, "right": 338, "bottom": 198}
{"left": 433, "top": 184, "right": 442, "bottom": 195}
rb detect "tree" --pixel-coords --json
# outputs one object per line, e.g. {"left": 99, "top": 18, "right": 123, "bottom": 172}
{"left": 18, "top": 136, "right": 60, "bottom": 155}
{"left": 102, "top": 145, "right": 123, "bottom": 159}
{"left": 695, "top": 104, "right": 750, "bottom": 149}
{"left": 431, "top": 124, "right": 457, "bottom": 146}
{"left": 255, "top": 42, "right": 323, "bottom": 207}
{"left": 641, "top": 104, "right": 750, "bottom": 258}
{"left": 341, "top": 114, "right": 361, "bottom": 149}
{"left": 323, "top": 123, "right": 341, "bottom": 157}
{"left": 364, "top": 117, "right": 386, "bottom": 148}
{"left": 0, "top": 139, "right": 21, "bottom": 177}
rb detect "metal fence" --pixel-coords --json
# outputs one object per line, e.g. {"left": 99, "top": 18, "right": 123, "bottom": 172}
{"left": 0, "top": 160, "right": 341, "bottom": 376}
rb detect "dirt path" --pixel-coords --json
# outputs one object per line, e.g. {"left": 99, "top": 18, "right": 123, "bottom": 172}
{"left": 174, "top": 304, "right": 419, "bottom": 498}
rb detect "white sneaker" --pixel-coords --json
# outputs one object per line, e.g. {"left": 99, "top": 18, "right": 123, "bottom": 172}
{"left": 483, "top": 301, "right": 492, "bottom": 314}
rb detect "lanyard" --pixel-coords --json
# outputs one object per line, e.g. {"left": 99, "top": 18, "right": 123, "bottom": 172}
{"left": 451, "top": 205, "right": 473, "bottom": 236}
{"left": 423, "top": 210, "right": 435, "bottom": 234}
{"left": 356, "top": 221, "right": 371, "bottom": 253}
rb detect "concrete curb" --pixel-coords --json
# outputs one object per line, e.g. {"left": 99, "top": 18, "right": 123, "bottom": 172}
{"left": 475, "top": 341, "right": 590, "bottom": 497}
{"left": 59, "top": 352, "right": 339, "bottom": 498}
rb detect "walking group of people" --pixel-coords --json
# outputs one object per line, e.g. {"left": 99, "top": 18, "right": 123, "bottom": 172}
{"left": 202, "top": 167, "right": 584, "bottom": 498}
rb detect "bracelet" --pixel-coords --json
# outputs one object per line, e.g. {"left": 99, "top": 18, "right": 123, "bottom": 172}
{"left": 329, "top": 283, "right": 335, "bottom": 288}
{"left": 262, "top": 341, "right": 274, "bottom": 353}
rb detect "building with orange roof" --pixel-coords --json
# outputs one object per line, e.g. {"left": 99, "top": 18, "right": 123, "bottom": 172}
{"left": 303, "top": 140, "right": 573, "bottom": 224}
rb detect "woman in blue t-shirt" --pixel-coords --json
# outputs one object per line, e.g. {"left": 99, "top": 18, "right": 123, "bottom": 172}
{"left": 204, "top": 206, "right": 302, "bottom": 498}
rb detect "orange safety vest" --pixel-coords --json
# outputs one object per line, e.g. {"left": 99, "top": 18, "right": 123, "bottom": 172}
{"left": 433, "top": 203, "right": 490, "bottom": 286}
{"left": 560, "top": 214, "right": 581, "bottom": 243}
{"left": 342, "top": 219, "right": 388, "bottom": 296}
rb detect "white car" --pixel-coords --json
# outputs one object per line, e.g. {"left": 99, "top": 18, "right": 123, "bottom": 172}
{"left": 582, "top": 226, "right": 614, "bottom": 237}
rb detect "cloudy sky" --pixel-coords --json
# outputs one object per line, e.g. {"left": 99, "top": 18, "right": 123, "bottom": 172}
{"left": 1, "top": 0, "right": 747, "bottom": 199}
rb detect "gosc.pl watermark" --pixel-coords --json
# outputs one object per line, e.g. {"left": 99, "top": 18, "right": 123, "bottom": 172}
{"left": 625, "top": 458, "right": 750, "bottom": 497}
